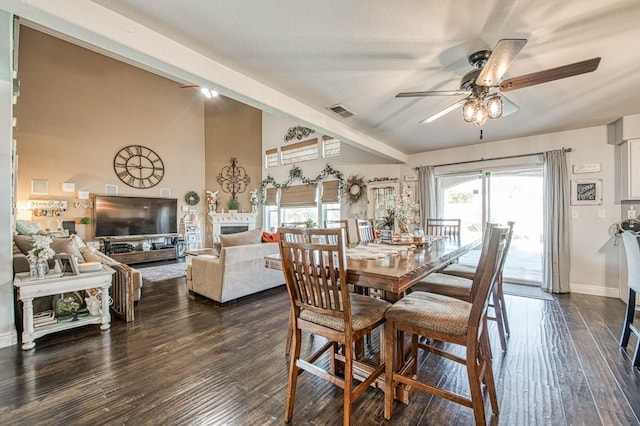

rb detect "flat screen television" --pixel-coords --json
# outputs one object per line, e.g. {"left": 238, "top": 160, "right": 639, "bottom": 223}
{"left": 94, "top": 195, "right": 178, "bottom": 238}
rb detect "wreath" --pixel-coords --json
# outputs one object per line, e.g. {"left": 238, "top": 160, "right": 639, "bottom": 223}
{"left": 345, "top": 174, "right": 366, "bottom": 204}
{"left": 185, "top": 191, "right": 200, "bottom": 206}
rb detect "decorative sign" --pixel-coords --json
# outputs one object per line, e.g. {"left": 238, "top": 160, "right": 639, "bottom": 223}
{"left": 572, "top": 163, "right": 601, "bottom": 174}
{"left": 571, "top": 179, "right": 602, "bottom": 205}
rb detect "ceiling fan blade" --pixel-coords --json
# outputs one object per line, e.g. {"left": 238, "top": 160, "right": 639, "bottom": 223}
{"left": 476, "top": 39, "right": 527, "bottom": 86}
{"left": 396, "top": 90, "right": 469, "bottom": 98}
{"left": 419, "top": 98, "right": 468, "bottom": 124}
{"left": 499, "top": 57, "right": 601, "bottom": 92}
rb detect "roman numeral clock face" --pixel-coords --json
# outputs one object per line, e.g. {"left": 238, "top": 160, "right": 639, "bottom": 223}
{"left": 113, "top": 145, "right": 165, "bottom": 189}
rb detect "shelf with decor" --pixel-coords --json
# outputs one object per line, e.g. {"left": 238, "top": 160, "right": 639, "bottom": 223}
{"left": 182, "top": 212, "right": 202, "bottom": 251}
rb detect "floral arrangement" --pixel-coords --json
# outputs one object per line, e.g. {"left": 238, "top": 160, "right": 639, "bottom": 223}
{"left": 393, "top": 185, "right": 419, "bottom": 233}
{"left": 26, "top": 235, "right": 55, "bottom": 265}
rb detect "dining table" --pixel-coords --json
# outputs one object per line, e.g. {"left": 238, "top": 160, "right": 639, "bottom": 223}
{"left": 265, "top": 235, "right": 480, "bottom": 303}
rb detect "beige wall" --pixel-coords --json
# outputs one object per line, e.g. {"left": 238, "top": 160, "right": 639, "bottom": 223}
{"left": 204, "top": 97, "right": 262, "bottom": 244}
{"left": 14, "top": 26, "right": 206, "bottom": 240}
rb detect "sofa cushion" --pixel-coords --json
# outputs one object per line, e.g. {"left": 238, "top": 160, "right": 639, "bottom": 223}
{"left": 15, "top": 220, "right": 41, "bottom": 235}
{"left": 219, "top": 228, "right": 263, "bottom": 247}
{"left": 14, "top": 234, "right": 86, "bottom": 262}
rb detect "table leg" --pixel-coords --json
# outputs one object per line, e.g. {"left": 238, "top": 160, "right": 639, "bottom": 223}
{"left": 100, "top": 284, "right": 111, "bottom": 330}
{"left": 21, "top": 298, "right": 36, "bottom": 350}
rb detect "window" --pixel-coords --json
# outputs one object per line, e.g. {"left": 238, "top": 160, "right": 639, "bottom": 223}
{"left": 322, "top": 136, "right": 340, "bottom": 158}
{"left": 265, "top": 148, "right": 278, "bottom": 168}
{"left": 281, "top": 139, "right": 318, "bottom": 165}
{"left": 262, "top": 182, "right": 342, "bottom": 231}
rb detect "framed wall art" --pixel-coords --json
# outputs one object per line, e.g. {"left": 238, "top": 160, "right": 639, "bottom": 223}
{"left": 571, "top": 179, "right": 602, "bottom": 205}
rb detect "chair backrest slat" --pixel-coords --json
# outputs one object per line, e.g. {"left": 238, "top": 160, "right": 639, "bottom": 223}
{"left": 324, "top": 219, "right": 351, "bottom": 244}
{"left": 427, "top": 218, "right": 461, "bottom": 238}
{"left": 468, "top": 225, "right": 509, "bottom": 329}
{"left": 356, "top": 219, "right": 376, "bottom": 243}
{"left": 279, "top": 228, "right": 350, "bottom": 321}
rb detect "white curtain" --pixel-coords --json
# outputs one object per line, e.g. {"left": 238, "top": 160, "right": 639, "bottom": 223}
{"left": 542, "top": 150, "right": 571, "bottom": 293}
{"left": 417, "top": 166, "right": 436, "bottom": 229}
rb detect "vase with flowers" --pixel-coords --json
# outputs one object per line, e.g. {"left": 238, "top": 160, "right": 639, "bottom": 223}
{"left": 26, "top": 235, "right": 56, "bottom": 279}
{"left": 393, "top": 185, "right": 418, "bottom": 235}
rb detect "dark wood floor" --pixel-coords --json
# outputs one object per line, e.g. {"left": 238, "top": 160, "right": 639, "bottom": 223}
{"left": 1, "top": 275, "right": 640, "bottom": 425}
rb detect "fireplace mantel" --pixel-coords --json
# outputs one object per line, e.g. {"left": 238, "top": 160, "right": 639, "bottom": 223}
{"left": 208, "top": 212, "right": 258, "bottom": 242}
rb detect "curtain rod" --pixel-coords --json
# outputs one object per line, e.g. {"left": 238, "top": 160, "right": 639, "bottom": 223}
{"left": 414, "top": 147, "right": 572, "bottom": 170}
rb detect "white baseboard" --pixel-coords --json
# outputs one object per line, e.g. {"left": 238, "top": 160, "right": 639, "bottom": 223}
{"left": 571, "top": 283, "right": 620, "bottom": 298}
{"left": 0, "top": 328, "right": 17, "bottom": 348}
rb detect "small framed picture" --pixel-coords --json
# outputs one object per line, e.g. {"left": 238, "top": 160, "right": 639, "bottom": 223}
{"left": 571, "top": 179, "right": 602, "bottom": 205}
{"left": 55, "top": 254, "right": 80, "bottom": 276}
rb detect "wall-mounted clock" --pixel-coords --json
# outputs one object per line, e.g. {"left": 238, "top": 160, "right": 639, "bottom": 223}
{"left": 113, "top": 145, "right": 164, "bottom": 189}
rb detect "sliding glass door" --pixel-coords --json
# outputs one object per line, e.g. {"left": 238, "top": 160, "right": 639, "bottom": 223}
{"left": 435, "top": 166, "right": 543, "bottom": 285}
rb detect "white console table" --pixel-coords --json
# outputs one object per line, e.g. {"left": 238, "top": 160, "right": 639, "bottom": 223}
{"left": 14, "top": 266, "right": 115, "bottom": 350}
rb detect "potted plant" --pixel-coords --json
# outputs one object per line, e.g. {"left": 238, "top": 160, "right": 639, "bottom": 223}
{"left": 379, "top": 211, "right": 395, "bottom": 240}
{"left": 80, "top": 216, "right": 91, "bottom": 225}
{"left": 228, "top": 198, "right": 240, "bottom": 212}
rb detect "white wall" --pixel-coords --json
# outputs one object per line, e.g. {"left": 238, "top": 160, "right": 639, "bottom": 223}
{"left": 0, "top": 12, "right": 16, "bottom": 348}
{"left": 408, "top": 125, "right": 620, "bottom": 297}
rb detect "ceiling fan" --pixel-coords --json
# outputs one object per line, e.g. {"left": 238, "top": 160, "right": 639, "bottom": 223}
{"left": 397, "top": 39, "right": 601, "bottom": 126}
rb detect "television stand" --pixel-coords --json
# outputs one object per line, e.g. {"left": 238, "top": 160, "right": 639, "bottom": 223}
{"left": 102, "top": 235, "right": 178, "bottom": 265}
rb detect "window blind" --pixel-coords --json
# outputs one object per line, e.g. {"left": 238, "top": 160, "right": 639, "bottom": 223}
{"left": 281, "top": 139, "right": 318, "bottom": 165}
{"left": 263, "top": 187, "right": 278, "bottom": 206}
{"left": 321, "top": 180, "right": 340, "bottom": 203}
{"left": 322, "top": 136, "right": 340, "bottom": 158}
{"left": 280, "top": 184, "right": 318, "bottom": 207}
{"left": 265, "top": 148, "right": 278, "bottom": 168}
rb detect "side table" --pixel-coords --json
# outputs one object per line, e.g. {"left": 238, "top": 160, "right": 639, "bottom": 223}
{"left": 14, "top": 265, "right": 115, "bottom": 350}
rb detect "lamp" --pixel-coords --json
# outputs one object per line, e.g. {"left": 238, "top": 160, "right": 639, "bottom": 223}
{"left": 461, "top": 93, "right": 503, "bottom": 126}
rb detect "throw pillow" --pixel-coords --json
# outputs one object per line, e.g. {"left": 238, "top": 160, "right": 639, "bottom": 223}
{"left": 219, "top": 228, "right": 263, "bottom": 247}
{"left": 15, "top": 220, "right": 41, "bottom": 235}
{"left": 261, "top": 232, "right": 278, "bottom": 242}
{"left": 40, "top": 230, "right": 70, "bottom": 237}
{"left": 14, "top": 234, "right": 86, "bottom": 262}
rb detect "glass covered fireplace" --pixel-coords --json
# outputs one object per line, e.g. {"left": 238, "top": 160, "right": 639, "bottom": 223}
{"left": 208, "top": 212, "right": 258, "bottom": 244}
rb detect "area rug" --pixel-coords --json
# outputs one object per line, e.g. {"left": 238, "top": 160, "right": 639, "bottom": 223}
{"left": 139, "top": 262, "right": 186, "bottom": 283}
{"left": 503, "top": 283, "right": 554, "bottom": 301}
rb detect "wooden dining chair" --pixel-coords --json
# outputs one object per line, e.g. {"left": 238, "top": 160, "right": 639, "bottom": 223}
{"left": 356, "top": 219, "right": 376, "bottom": 244}
{"left": 324, "top": 219, "right": 351, "bottom": 244}
{"left": 620, "top": 230, "right": 640, "bottom": 367}
{"left": 383, "top": 225, "right": 508, "bottom": 425}
{"left": 439, "top": 221, "right": 515, "bottom": 350}
{"left": 426, "top": 218, "right": 461, "bottom": 238}
{"left": 278, "top": 227, "right": 391, "bottom": 425}
{"left": 411, "top": 222, "right": 515, "bottom": 352}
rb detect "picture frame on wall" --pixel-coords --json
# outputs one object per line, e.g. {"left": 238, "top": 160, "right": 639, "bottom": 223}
{"left": 571, "top": 179, "right": 602, "bottom": 205}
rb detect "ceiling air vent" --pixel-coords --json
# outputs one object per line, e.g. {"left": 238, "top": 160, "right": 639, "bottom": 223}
{"left": 328, "top": 104, "right": 355, "bottom": 118}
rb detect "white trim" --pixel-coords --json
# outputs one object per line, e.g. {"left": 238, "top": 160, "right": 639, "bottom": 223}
{"left": 0, "top": 328, "right": 18, "bottom": 348}
{"left": 570, "top": 283, "right": 620, "bottom": 298}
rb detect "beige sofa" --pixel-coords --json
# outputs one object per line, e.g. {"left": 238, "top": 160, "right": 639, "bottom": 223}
{"left": 187, "top": 229, "right": 284, "bottom": 304}
{"left": 12, "top": 232, "right": 142, "bottom": 322}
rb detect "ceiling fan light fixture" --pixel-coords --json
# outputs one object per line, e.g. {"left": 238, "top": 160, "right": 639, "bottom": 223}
{"left": 487, "top": 96, "right": 503, "bottom": 119}
{"left": 462, "top": 100, "right": 477, "bottom": 122}
{"left": 472, "top": 104, "right": 487, "bottom": 127}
